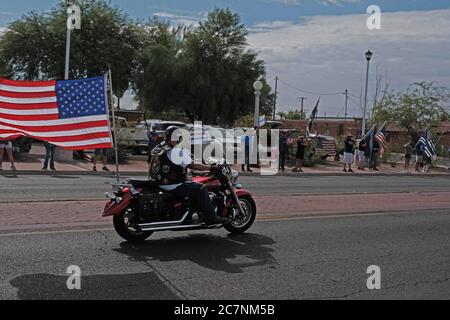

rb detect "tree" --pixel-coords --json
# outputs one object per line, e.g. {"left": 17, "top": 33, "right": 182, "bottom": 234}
{"left": 132, "top": 20, "right": 187, "bottom": 116}
{"left": 0, "top": 0, "right": 141, "bottom": 102}
{"left": 176, "top": 8, "right": 273, "bottom": 125}
{"left": 372, "top": 82, "right": 450, "bottom": 142}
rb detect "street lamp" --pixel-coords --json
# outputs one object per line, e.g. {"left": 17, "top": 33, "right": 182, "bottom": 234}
{"left": 362, "top": 50, "right": 373, "bottom": 136}
{"left": 64, "top": 0, "right": 81, "bottom": 80}
{"left": 253, "top": 80, "right": 263, "bottom": 128}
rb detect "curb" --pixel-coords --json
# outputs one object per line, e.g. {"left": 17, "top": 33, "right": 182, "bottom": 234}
{"left": 0, "top": 170, "right": 147, "bottom": 177}
{"left": 1, "top": 169, "right": 449, "bottom": 178}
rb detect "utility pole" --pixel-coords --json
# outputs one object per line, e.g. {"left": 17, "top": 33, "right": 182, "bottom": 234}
{"left": 297, "top": 97, "right": 308, "bottom": 119}
{"left": 272, "top": 76, "right": 278, "bottom": 120}
{"left": 343, "top": 89, "right": 348, "bottom": 121}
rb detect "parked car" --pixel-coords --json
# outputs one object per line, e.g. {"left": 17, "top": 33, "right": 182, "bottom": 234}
{"left": 137, "top": 120, "right": 187, "bottom": 133}
{"left": 115, "top": 117, "right": 149, "bottom": 155}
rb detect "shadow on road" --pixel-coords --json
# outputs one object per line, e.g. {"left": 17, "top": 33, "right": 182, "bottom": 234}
{"left": 114, "top": 233, "right": 278, "bottom": 274}
{"left": 10, "top": 272, "right": 180, "bottom": 300}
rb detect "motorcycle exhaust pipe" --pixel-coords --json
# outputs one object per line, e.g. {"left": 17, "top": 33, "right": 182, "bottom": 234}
{"left": 139, "top": 224, "right": 222, "bottom": 232}
{"left": 138, "top": 211, "right": 190, "bottom": 229}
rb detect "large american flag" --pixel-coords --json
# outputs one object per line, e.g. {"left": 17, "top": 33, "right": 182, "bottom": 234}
{"left": 0, "top": 76, "right": 113, "bottom": 150}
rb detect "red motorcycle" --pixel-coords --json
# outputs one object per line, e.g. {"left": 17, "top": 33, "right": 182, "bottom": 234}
{"left": 102, "top": 164, "right": 256, "bottom": 242}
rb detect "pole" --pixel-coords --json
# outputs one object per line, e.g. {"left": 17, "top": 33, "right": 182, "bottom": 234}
{"left": 362, "top": 59, "right": 370, "bottom": 136}
{"left": 298, "top": 97, "right": 307, "bottom": 119}
{"left": 344, "top": 89, "right": 348, "bottom": 121}
{"left": 108, "top": 69, "right": 120, "bottom": 183}
{"left": 272, "top": 76, "right": 278, "bottom": 120}
{"left": 254, "top": 90, "right": 261, "bottom": 128}
{"left": 64, "top": 24, "right": 71, "bottom": 80}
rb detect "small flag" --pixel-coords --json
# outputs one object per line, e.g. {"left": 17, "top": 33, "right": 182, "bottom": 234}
{"left": 375, "top": 122, "right": 388, "bottom": 157}
{"left": 259, "top": 115, "right": 266, "bottom": 127}
{"left": 307, "top": 98, "right": 320, "bottom": 137}
{"left": 418, "top": 128, "right": 437, "bottom": 160}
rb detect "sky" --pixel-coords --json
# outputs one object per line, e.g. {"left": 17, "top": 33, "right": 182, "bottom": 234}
{"left": 1, "top": 0, "right": 450, "bottom": 117}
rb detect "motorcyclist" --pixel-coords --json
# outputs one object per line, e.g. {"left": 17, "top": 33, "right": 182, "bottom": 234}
{"left": 149, "top": 126, "right": 228, "bottom": 225}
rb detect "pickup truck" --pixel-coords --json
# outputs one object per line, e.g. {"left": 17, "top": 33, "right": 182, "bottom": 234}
{"left": 115, "top": 117, "right": 149, "bottom": 155}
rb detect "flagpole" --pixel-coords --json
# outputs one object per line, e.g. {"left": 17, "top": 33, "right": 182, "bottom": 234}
{"left": 107, "top": 68, "right": 120, "bottom": 183}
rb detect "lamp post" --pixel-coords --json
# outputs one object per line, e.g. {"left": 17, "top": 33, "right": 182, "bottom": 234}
{"left": 253, "top": 80, "right": 263, "bottom": 129}
{"left": 64, "top": 0, "right": 81, "bottom": 80}
{"left": 362, "top": 50, "right": 373, "bottom": 136}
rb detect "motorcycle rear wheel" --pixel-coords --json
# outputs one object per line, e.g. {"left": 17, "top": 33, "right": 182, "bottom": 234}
{"left": 113, "top": 212, "right": 153, "bottom": 242}
{"left": 224, "top": 196, "right": 256, "bottom": 234}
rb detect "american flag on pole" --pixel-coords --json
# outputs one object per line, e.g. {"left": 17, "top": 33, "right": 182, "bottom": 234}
{"left": 375, "top": 122, "right": 388, "bottom": 157}
{"left": 0, "top": 76, "right": 113, "bottom": 150}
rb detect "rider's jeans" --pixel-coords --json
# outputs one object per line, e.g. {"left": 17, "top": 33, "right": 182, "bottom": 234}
{"left": 170, "top": 181, "right": 217, "bottom": 221}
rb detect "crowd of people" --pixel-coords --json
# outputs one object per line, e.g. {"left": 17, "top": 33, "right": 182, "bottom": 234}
{"left": 342, "top": 133, "right": 435, "bottom": 174}
{"left": 0, "top": 131, "right": 448, "bottom": 173}
{"left": 342, "top": 134, "right": 381, "bottom": 172}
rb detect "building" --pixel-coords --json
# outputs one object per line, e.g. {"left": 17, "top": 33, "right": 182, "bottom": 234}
{"left": 281, "top": 117, "right": 364, "bottom": 137}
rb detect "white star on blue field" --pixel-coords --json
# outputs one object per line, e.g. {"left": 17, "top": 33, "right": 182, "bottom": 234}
{"left": 56, "top": 77, "right": 106, "bottom": 118}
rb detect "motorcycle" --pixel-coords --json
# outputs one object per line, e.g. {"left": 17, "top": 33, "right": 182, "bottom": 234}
{"left": 102, "top": 164, "right": 257, "bottom": 242}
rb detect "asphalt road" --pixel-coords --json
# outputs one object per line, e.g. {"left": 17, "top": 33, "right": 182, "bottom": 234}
{"left": 1, "top": 174, "right": 450, "bottom": 202}
{"left": 0, "top": 210, "right": 449, "bottom": 300}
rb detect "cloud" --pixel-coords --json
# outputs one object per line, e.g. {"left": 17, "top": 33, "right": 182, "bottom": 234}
{"left": 153, "top": 11, "right": 207, "bottom": 27}
{"left": 247, "top": 9, "right": 450, "bottom": 116}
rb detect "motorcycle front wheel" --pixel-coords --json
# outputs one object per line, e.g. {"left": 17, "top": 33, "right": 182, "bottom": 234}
{"left": 113, "top": 211, "right": 153, "bottom": 242}
{"left": 224, "top": 195, "right": 257, "bottom": 234}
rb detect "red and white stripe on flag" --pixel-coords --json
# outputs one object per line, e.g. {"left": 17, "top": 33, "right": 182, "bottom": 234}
{"left": 0, "top": 78, "right": 113, "bottom": 150}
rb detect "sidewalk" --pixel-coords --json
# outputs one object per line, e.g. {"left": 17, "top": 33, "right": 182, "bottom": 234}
{"left": 1, "top": 144, "right": 449, "bottom": 176}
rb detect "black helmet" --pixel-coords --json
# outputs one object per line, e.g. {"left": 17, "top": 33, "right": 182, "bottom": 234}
{"left": 165, "top": 125, "right": 181, "bottom": 143}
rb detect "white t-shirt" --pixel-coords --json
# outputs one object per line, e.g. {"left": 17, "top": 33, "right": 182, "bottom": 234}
{"left": 159, "top": 147, "right": 193, "bottom": 191}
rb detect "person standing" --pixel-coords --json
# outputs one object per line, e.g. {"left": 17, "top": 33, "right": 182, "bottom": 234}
{"left": 42, "top": 142, "right": 56, "bottom": 171}
{"left": 93, "top": 148, "right": 110, "bottom": 171}
{"left": 357, "top": 139, "right": 367, "bottom": 170}
{"left": 293, "top": 136, "right": 307, "bottom": 173}
{"left": 278, "top": 131, "right": 289, "bottom": 172}
{"left": 423, "top": 154, "right": 431, "bottom": 173}
{"left": 0, "top": 140, "right": 17, "bottom": 171}
{"left": 370, "top": 140, "right": 380, "bottom": 171}
{"left": 415, "top": 142, "right": 424, "bottom": 172}
{"left": 241, "top": 132, "right": 253, "bottom": 172}
{"left": 343, "top": 134, "right": 355, "bottom": 172}
{"left": 148, "top": 126, "right": 160, "bottom": 152}
{"left": 404, "top": 142, "right": 413, "bottom": 173}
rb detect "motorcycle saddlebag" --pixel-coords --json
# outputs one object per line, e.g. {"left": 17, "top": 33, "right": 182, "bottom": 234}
{"left": 136, "top": 193, "right": 166, "bottom": 216}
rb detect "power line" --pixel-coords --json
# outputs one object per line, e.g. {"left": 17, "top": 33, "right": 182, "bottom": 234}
{"left": 277, "top": 78, "right": 343, "bottom": 96}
